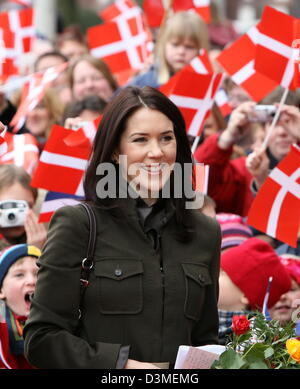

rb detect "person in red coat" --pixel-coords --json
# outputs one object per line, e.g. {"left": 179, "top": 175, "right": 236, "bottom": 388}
{"left": 194, "top": 102, "right": 300, "bottom": 216}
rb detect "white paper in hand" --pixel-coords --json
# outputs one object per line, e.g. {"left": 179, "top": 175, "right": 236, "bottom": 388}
{"left": 174, "top": 345, "right": 226, "bottom": 369}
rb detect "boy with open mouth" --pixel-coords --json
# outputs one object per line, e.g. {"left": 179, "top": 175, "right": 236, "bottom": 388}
{"left": 0, "top": 244, "right": 40, "bottom": 369}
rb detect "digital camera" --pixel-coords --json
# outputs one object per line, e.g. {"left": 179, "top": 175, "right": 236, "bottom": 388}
{"left": 0, "top": 200, "right": 29, "bottom": 228}
{"left": 248, "top": 105, "right": 276, "bottom": 122}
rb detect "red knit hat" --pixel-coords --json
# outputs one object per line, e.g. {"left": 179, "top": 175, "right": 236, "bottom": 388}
{"left": 221, "top": 238, "right": 291, "bottom": 310}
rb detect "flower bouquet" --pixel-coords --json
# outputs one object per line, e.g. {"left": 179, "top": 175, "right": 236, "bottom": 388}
{"left": 212, "top": 312, "right": 300, "bottom": 369}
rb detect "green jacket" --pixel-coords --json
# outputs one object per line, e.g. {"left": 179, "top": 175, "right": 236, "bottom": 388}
{"left": 24, "top": 199, "right": 221, "bottom": 369}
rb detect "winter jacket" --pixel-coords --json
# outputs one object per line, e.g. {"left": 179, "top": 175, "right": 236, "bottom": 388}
{"left": 24, "top": 197, "right": 221, "bottom": 369}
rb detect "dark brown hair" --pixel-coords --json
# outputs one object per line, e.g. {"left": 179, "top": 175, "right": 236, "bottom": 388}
{"left": 84, "top": 86, "right": 195, "bottom": 240}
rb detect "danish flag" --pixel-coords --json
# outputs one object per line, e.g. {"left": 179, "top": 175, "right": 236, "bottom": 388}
{"left": 143, "top": 0, "right": 211, "bottom": 27}
{"left": 247, "top": 144, "right": 300, "bottom": 248}
{"left": 186, "top": 48, "right": 213, "bottom": 74}
{"left": 0, "top": 29, "right": 19, "bottom": 79}
{"left": 31, "top": 124, "right": 91, "bottom": 196}
{"left": 0, "top": 131, "right": 39, "bottom": 174}
{"left": 10, "top": 62, "right": 68, "bottom": 132}
{"left": 0, "top": 8, "right": 35, "bottom": 78}
{"left": 88, "top": 1, "right": 151, "bottom": 74}
{"left": 193, "top": 163, "right": 209, "bottom": 194}
{"left": 63, "top": 116, "right": 102, "bottom": 147}
{"left": 185, "top": 51, "right": 231, "bottom": 117}
{"left": 255, "top": 6, "right": 300, "bottom": 90}
{"left": 38, "top": 191, "right": 83, "bottom": 223}
{"left": 9, "top": 0, "right": 33, "bottom": 6}
{"left": 214, "top": 88, "right": 232, "bottom": 117}
{"left": 0, "top": 127, "right": 7, "bottom": 157}
{"left": 161, "top": 70, "right": 223, "bottom": 137}
{"left": 216, "top": 24, "right": 277, "bottom": 102}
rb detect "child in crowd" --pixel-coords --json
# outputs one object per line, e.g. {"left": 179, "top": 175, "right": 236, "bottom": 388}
{"left": 0, "top": 164, "right": 46, "bottom": 251}
{"left": 269, "top": 254, "right": 300, "bottom": 327}
{"left": 218, "top": 237, "right": 291, "bottom": 344}
{"left": 0, "top": 244, "right": 41, "bottom": 369}
{"left": 129, "top": 10, "right": 209, "bottom": 88}
{"left": 216, "top": 213, "right": 253, "bottom": 251}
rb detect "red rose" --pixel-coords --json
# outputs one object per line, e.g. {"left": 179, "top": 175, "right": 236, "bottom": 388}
{"left": 232, "top": 315, "right": 250, "bottom": 336}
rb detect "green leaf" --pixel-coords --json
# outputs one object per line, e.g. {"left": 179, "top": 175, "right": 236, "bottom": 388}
{"left": 248, "top": 361, "right": 269, "bottom": 369}
{"left": 218, "top": 349, "right": 246, "bottom": 369}
{"left": 264, "top": 347, "right": 274, "bottom": 359}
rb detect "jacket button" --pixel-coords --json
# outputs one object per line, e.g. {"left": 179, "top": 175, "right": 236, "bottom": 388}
{"left": 115, "top": 268, "right": 122, "bottom": 277}
{"left": 199, "top": 274, "right": 205, "bottom": 283}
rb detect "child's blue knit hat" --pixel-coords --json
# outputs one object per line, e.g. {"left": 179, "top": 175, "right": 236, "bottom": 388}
{"left": 0, "top": 244, "right": 41, "bottom": 286}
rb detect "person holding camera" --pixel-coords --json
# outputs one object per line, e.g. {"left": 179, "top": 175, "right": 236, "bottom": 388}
{"left": 0, "top": 164, "right": 47, "bottom": 251}
{"left": 23, "top": 86, "right": 221, "bottom": 369}
{"left": 194, "top": 101, "right": 300, "bottom": 217}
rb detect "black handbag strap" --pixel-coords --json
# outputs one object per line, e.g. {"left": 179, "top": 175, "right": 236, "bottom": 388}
{"left": 78, "top": 202, "right": 97, "bottom": 316}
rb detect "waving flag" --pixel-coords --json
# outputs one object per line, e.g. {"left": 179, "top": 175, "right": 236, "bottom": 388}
{"left": 194, "top": 163, "right": 209, "bottom": 193}
{"left": 38, "top": 191, "right": 83, "bottom": 223}
{"left": 10, "top": 62, "right": 68, "bottom": 132}
{"left": 31, "top": 124, "right": 91, "bottom": 196}
{"left": 0, "top": 132, "right": 39, "bottom": 174}
{"left": 0, "top": 8, "right": 34, "bottom": 78}
{"left": 186, "top": 49, "right": 213, "bottom": 74}
{"left": 214, "top": 88, "right": 232, "bottom": 117}
{"left": 63, "top": 116, "right": 102, "bottom": 147}
{"left": 161, "top": 70, "right": 223, "bottom": 137}
{"left": 216, "top": 24, "right": 277, "bottom": 102}
{"left": 100, "top": 0, "right": 140, "bottom": 22}
{"left": 9, "top": 0, "right": 33, "bottom": 6}
{"left": 0, "top": 29, "right": 19, "bottom": 79}
{"left": 0, "top": 125, "right": 8, "bottom": 156}
{"left": 88, "top": 1, "right": 151, "bottom": 74}
{"left": 143, "top": 0, "right": 211, "bottom": 28}
{"left": 255, "top": 6, "right": 300, "bottom": 90}
{"left": 247, "top": 144, "right": 300, "bottom": 248}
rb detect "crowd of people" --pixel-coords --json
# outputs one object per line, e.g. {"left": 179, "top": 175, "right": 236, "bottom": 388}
{"left": 0, "top": 0, "right": 300, "bottom": 370}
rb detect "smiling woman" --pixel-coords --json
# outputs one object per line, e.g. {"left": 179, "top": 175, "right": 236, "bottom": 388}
{"left": 24, "top": 86, "right": 221, "bottom": 370}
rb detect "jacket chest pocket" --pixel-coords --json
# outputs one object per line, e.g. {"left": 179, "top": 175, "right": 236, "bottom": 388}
{"left": 95, "top": 258, "right": 143, "bottom": 314}
{"left": 182, "top": 263, "right": 212, "bottom": 321}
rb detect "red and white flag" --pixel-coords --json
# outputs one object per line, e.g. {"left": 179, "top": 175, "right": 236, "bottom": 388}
{"left": 255, "top": 6, "right": 300, "bottom": 90}
{"left": 0, "top": 127, "right": 8, "bottom": 157}
{"left": 194, "top": 163, "right": 209, "bottom": 194}
{"left": 247, "top": 144, "right": 300, "bottom": 248}
{"left": 161, "top": 70, "right": 223, "bottom": 137}
{"left": 187, "top": 50, "right": 231, "bottom": 117}
{"left": 216, "top": 24, "right": 277, "bottom": 102}
{"left": 88, "top": 2, "right": 152, "bottom": 74}
{"left": 0, "top": 29, "right": 19, "bottom": 79}
{"left": 0, "top": 132, "right": 39, "bottom": 174}
{"left": 143, "top": 0, "right": 211, "bottom": 28}
{"left": 173, "top": 0, "right": 211, "bottom": 23}
{"left": 63, "top": 116, "right": 102, "bottom": 147}
{"left": 186, "top": 48, "right": 213, "bottom": 74}
{"left": 31, "top": 124, "right": 91, "bottom": 196}
{"left": 100, "top": 0, "right": 140, "bottom": 22}
{"left": 214, "top": 88, "right": 232, "bottom": 117}
{"left": 0, "top": 8, "right": 34, "bottom": 78}
{"left": 9, "top": 0, "right": 32, "bottom": 6}
{"left": 38, "top": 191, "right": 83, "bottom": 223}
{"left": 293, "top": 20, "right": 300, "bottom": 87}
{"left": 10, "top": 62, "right": 68, "bottom": 132}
